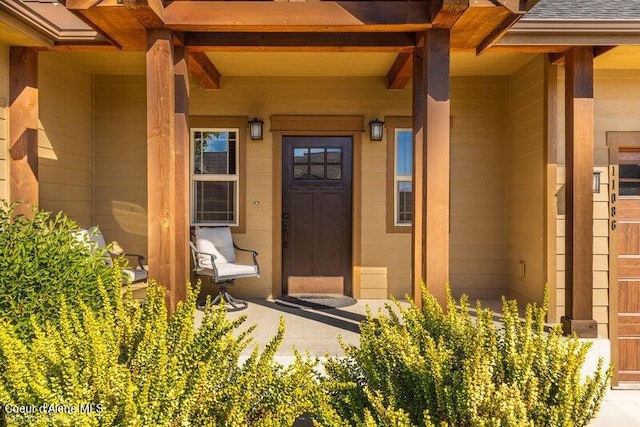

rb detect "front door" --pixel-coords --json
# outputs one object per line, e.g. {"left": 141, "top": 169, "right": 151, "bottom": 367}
{"left": 282, "top": 136, "right": 353, "bottom": 295}
{"left": 617, "top": 149, "right": 640, "bottom": 382}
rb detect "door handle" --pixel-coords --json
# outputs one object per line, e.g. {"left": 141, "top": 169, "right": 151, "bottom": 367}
{"left": 282, "top": 213, "right": 289, "bottom": 249}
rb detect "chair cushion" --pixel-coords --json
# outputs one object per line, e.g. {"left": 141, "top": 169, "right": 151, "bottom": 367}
{"left": 73, "top": 226, "right": 112, "bottom": 266}
{"left": 216, "top": 262, "right": 259, "bottom": 280}
{"left": 194, "top": 227, "right": 236, "bottom": 268}
{"left": 123, "top": 268, "right": 148, "bottom": 284}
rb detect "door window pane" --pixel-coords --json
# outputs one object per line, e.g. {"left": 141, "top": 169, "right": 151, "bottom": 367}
{"left": 620, "top": 181, "right": 640, "bottom": 196}
{"left": 294, "top": 148, "right": 308, "bottom": 164}
{"left": 621, "top": 164, "right": 640, "bottom": 179}
{"left": 293, "top": 147, "right": 342, "bottom": 180}
{"left": 620, "top": 164, "right": 640, "bottom": 197}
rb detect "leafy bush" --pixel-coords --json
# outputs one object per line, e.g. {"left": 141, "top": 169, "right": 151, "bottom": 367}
{"left": 0, "top": 279, "right": 343, "bottom": 426}
{"left": 323, "top": 286, "right": 612, "bottom": 426}
{"left": 0, "top": 202, "right": 118, "bottom": 339}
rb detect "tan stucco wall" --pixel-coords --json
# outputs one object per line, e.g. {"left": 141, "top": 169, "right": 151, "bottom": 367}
{"left": 450, "top": 76, "right": 508, "bottom": 300}
{"left": 38, "top": 52, "right": 93, "bottom": 227}
{"left": 93, "top": 75, "right": 147, "bottom": 258}
{"left": 506, "top": 56, "right": 545, "bottom": 306}
{"left": 0, "top": 44, "right": 8, "bottom": 201}
{"left": 93, "top": 74, "right": 509, "bottom": 299}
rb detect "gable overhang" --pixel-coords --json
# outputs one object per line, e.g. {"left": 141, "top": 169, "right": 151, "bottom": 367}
{"left": 0, "top": 0, "right": 108, "bottom": 48}
{"left": 62, "top": 0, "right": 530, "bottom": 51}
{"left": 494, "top": 19, "right": 640, "bottom": 52}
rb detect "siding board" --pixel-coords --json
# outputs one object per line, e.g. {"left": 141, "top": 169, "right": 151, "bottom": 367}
{"left": 507, "top": 56, "right": 545, "bottom": 307}
{"left": 38, "top": 52, "right": 93, "bottom": 226}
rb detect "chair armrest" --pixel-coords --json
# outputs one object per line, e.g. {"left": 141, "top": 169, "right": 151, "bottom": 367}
{"left": 233, "top": 242, "right": 259, "bottom": 272}
{"left": 188, "top": 242, "right": 220, "bottom": 279}
{"left": 110, "top": 252, "right": 146, "bottom": 270}
{"left": 233, "top": 242, "right": 258, "bottom": 256}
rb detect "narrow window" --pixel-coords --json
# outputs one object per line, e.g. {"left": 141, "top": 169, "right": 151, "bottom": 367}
{"left": 191, "top": 129, "right": 239, "bottom": 225}
{"left": 385, "top": 117, "right": 413, "bottom": 233}
{"left": 395, "top": 129, "right": 413, "bottom": 226}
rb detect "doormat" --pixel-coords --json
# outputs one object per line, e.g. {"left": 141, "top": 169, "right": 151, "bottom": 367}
{"left": 276, "top": 295, "right": 357, "bottom": 310}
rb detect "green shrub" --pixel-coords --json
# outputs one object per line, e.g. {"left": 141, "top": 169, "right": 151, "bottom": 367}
{"left": 323, "top": 285, "right": 612, "bottom": 426}
{"left": 0, "top": 202, "right": 118, "bottom": 339}
{"left": 0, "top": 278, "right": 344, "bottom": 426}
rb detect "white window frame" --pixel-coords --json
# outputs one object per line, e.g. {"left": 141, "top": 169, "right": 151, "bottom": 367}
{"left": 190, "top": 127, "right": 240, "bottom": 226}
{"left": 394, "top": 128, "right": 413, "bottom": 227}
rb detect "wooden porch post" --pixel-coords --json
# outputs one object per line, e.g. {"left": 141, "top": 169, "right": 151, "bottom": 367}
{"left": 146, "top": 29, "right": 189, "bottom": 312}
{"left": 412, "top": 30, "right": 451, "bottom": 308}
{"left": 174, "top": 45, "right": 191, "bottom": 306}
{"left": 562, "top": 47, "right": 597, "bottom": 337}
{"left": 9, "top": 47, "right": 38, "bottom": 217}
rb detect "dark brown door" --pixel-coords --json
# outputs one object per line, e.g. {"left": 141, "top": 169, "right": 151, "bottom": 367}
{"left": 282, "top": 136, "right": 352, "bottom": 295}
{"left": 617, "top": 150, "right": 640, "bottom": 382}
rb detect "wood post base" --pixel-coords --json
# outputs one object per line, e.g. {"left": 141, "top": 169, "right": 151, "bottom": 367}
{"left": 561, "top": 316, "right": 598, "bottom": 338}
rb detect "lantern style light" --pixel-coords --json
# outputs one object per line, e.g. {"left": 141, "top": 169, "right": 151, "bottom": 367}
{"left": 369, "top": 118, "right": 384, "bottom": 141}
{"left": 593, "top": 171, "right": 601, "bottom": 193}
{"left": 249, "top": 117, "right": 264, "bottom": 141}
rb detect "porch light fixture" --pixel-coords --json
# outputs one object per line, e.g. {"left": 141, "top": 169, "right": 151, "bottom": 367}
{"left": 369, "top": 118, "right": 385, "bottom": 141}
{"left": 249, "top": 117, "right": 264, "bottom": 141}
{"left": 593, "top": 171, "right": 601, "bottom": 193}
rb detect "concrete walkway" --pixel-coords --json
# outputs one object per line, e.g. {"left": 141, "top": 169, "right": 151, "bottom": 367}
{"left": 193, "top": 298, "right": 640, "bottom": 425}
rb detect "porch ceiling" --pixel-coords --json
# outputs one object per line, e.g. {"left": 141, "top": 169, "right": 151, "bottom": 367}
{"left": 51, "top": 50, "right": 540, "bottom": 77}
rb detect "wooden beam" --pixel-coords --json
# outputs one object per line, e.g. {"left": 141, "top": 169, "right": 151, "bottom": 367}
{"left": 430, "top": 0, "right": 468, "bottom": 29}
{"left": 493, "top": 0, "right": 525, "bottom": 13}
{"left": 186, "top": 51, "right": 221, "bottom": 89}
{"left": 122, "top": 0, "right": 164, "bottom": 29}
{"left": 9, "top": 47, "right": 39, "bottom": 217}
{"left": 594, "top": 46, "right": 616, "bottom": 58}
{"left": 387, "top": 52, "right": 412, "bottom": 90}
{"left": 184, "top": 32, "right": 415, "bottom": 52}
{"left": 412, "top": 29, "right": 451, "bottom": 308}
{"left": 164, "top": 2, "right": 432, "bottom": 32}
{"left": 549, "top": 52, "right": 565, "bottom": 65}
{"left": 561, "top": 46, "right": 597, "bottom": 338}
{"left": 146, "top": 29, "right": 188, "bottom": 313}
{"left": 532, "top": 47, "right": 613, "bottom": 66}
{"left": 476, "top": 13, "right": 522, "bottom": 55}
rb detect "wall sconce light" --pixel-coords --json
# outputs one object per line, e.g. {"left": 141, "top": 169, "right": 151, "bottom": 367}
{"left": 369, "top": 118, "right": 384, "bottom": 141}
{"left": 593, "top": 171, "right": 601, "bottom": 193}
{"left": 249, "top": 117, "right": 264, "bottom": 141}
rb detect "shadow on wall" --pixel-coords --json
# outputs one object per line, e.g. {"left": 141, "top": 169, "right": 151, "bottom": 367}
{"left": 112, "top": 200, "right": 147, "bottom": 237}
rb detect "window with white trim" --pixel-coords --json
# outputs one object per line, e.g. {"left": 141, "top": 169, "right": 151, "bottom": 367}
{"left": 394, "top": 128, "right": 413, "bottom": 225}
{"left": 191, "top": 128, "right": 239, "bottom": 225}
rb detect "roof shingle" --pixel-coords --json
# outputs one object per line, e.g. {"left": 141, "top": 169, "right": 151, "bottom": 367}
{"left": 524, "top": 0, "right": 640, "bottom": 21}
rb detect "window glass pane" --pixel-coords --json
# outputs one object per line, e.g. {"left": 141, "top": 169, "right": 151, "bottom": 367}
{"left": 396, "top": 130, "right": 412, "bottom": 176}
{"left": 294, "top": 164, "right": 308, "bottom": 179}
{"left": 397, "top": 181, "right": 413, "bottom": 224}
{"left": 310, "top": 164, "right": 325, "bottom": 179}
{"left": 310, "top": 148, "right": 325, "bottom": 163}
{"left": 326, "top": 165, "right": 342, "bottom": 180}
{"left": 620, "top": 181, "right": 640, "bottom": 196}
{"left": 327, "top": 148, "right": 342, "bottom": 164}
{"left": 620, "top": 164, "right": 640, "bottom": 179}
{"left": 294, "top": 148, "right": 308, "bottom": 164}
{"left": 193, "top": 131, "right": 236, "bottom": 175}
{"left": 194, "top": 181, "right": 235, "bottom": 223}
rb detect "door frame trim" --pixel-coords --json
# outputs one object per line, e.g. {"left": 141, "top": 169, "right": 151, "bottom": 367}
{"left": 607, "top": 131, "right": 640, "bottom": 386}
{"left": 271, "top": 115, "right": 364, "bottom": 299}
